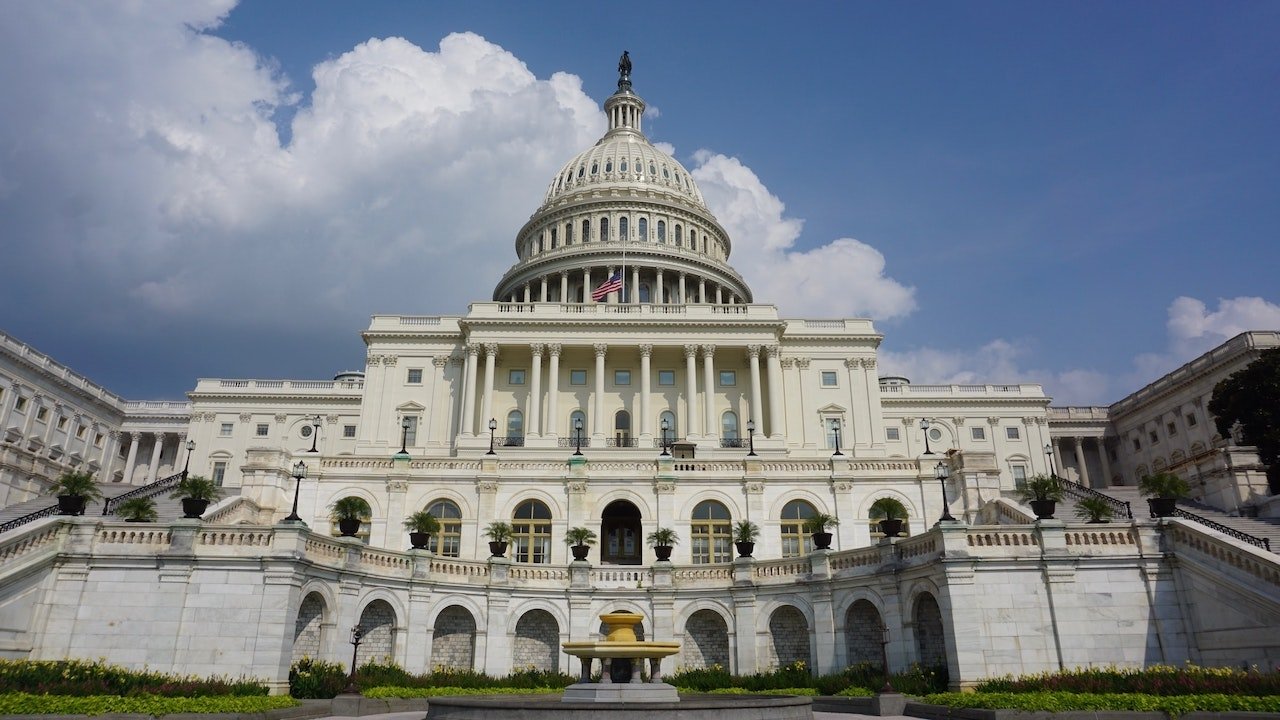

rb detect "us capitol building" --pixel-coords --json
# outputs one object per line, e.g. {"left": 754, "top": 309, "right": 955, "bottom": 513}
{"left": 0, "top": 58, "right": 1275, "bottom": 692}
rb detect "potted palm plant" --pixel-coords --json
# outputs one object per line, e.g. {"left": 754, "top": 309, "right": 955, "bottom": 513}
{"left": 1017, "top": 474, "right": 1064, "bottom": 520}
{"left": 565, "top": 526, "right": 598, "bottom": 561}
{"left": 803, "top": 513, "right": 839, "bottom": 550}
{"left": 733, "top": 520, "right": 760, "bottom": 558}
{"left": 1075, "top": 496, "right": 1115, "bottom": 524}
{"left": 116, "top": 497, "right": 158, "bottom": 523}
{"left": 50, "top": 471, "right": 102, "bottom": 516}
{"left": 647, "top": 527, "right": 678, "bottom": 561}
{"left": 170, "top": 474, "right": 222, "bottom": 519}
{"left": 484, "top": 521, "right": 513, "bottom": 557}
{"left": 869, "top": 497, "right": 909, "bottom": 538}
{"left": 403, "top": 510, "right": 440, "bottom": 550}
{"left": 1139, "top": 471, "right": 1190, "bottom": 518}
{"left": 330, "top": 496, "right": 371, "bottom": 537}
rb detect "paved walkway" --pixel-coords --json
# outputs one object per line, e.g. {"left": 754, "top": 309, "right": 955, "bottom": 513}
{"left": 315, "top": 712, "right": 913, "bottom": 720}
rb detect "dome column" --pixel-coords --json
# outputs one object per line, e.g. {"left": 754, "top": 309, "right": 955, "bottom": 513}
{"left": 631, "top": 266, "right": 640, "bottom": 304}
{"left": 656, "top": 269, "right": 665, "bottom": 304}
{"left": 699, "top": 278, "right": 707, "bottom": 303}
{"left": 684, "top": 345, "right": 700, "bottom": 440}
{"left": 593, "top": 344, "right": 607, "bottom": 440}
{"left": 539, "top": 277, "right": 548, "bottom": 303}
{"left": 701, "top": 345, "right": 717, "bottom": 440}
{"left": 582, "top": 268, "right": 591, "bottom": 303}
{"left": 529, "top": 344, "right": 543, "bottom": 437}
{"left": 560, "top": 272, "right": 569, "bottom": 304}
{"left": 678, "top": 273, "right": 687, "bottom": 305}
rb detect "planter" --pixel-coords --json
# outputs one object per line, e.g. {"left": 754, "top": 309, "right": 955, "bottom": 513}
{"left": 1149, "top": 497, "right": 1178, "bottom": 518}
{"left": 57, "top": 495, "right": 86, "bottom": 516}
{"left": 125, "top": 518, "right": 151, "bottom": 523}
{"left": 734, "top": 541, "right": 755, "bottom": 558}
{"left": 488, "top": 540, "right": 509, "bottom": 558}
{"left": 570, "top": 544, "right": 591, "bottom": 561}
{"left": 811, "top": 531, "right": 833, "bottom": 550}
{"left": 409, "top": 532, "right": 431, "bottom": 549}
{"left": 338, "top": 517, "right": 362, "bottom": 537}
{"left": 1030, "top": 499, "right": 1057, "bottom": 520}
{"left": 652, "top": 544, "right": 673, "bottom": 561}
{"left": 1086, "top": 518, "right": 1110, "bottom": 524}
{"left": 181, "top": 498, "right": 209, "bottom": 519}
{"left": 878, "top": 519, "right": 904, "bottom": 538}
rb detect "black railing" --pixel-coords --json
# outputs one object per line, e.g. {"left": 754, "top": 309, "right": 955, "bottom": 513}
{"left": 0, "top": 504, "right": 59, "bottom": 535}
{"left": 652, "top": 437, "right": 686, "bottom": 448}
{"left": 606, "top": 437, "right": 638, "bottom": 448}
{"left": 556, "top": 437, "right": 592, "bottom": 449}
{"left": 1169, "top": 506, "right": 1271, "bottom": 552}
{"left": 498, "top": 436, "right": 525, "bottom": 447}
{"left": 720, "top": 437, "right": 747, "bottom": 449}
{"left": 1059, "top": 478, "right": 1133, "bottom": 519}
{"left": 102, "top": 471, "right": 184, "bottom": 516}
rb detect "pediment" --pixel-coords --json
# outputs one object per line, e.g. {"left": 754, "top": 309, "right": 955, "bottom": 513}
{"left": 816, "top": 403, "right": 846, "bottom": 414}
{"left": 396, "top": 401, "right": 427, "bottom": 412}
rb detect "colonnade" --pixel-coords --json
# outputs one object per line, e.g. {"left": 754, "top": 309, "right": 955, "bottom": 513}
{"left": 503, "top": 265, "right": 743, "bottom": 306}
{"left": 117, "top": 431, "right": 188, "bottom": 485}
{"left": 1050, "top": 436, "right": 1113, "bottom": 489}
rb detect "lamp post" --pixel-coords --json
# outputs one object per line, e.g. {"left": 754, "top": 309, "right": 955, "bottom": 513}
{"left": 935, "top": 460, "right": 955, "bottom": 523}
{"left": 1044, "top": 442, "right": 1056, "bottom": 477}
{"left": 397, "top": 417, "right": 411, "bottom": 456}
{"left": 660, "top": 417, "right": 670, "bottom": 457}
{"left": 343, "top": 625, "right": 364, "bottom": 695}
{"left": 746, "top": 419, "right": 757, "bottom": 456}
{"left": 284, "top": 460, "right": 306, "bottom": 524}
{"left": 921, "top": 418, "right": 935, "bottom": 455}
{"left": 573, "top": 417, "right": 584, "bottom": 456}
{"left": 879, "top": 624, "right": 894, "bottom": 693}
{"left": 182, "top": 439, "right": 195, "bottom": 478}
{"left": 831, "top": 421, "right": 844, "bottom": 456}
{"left": 486, "top": 418, "right": 498, "bottom": 455}
{"left": 308, "top": 415, "right": 321, "bottom": 453}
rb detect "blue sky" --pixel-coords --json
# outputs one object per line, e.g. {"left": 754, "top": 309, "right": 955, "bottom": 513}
{"left": 1, "top": 1, "right": 1277, "bottom": 404}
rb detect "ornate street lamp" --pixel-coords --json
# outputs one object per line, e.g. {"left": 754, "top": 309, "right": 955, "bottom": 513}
{"left": 284, "top": 460, "right": 306, "bottom": 524}
{"left": 921, "top": 418, "right": 935, "bottom": 455}
{"left": 746, "top": 419, "right": 757, "bottom": 456}
{"left": 935, "top": 461, "right": 955, "bottom": 523}
{"left": 1044, "top": 443, "right": 1056, "bottom": 478}
{"left": 396, "top": 417, "right": 411, "bottom": 456}
{"left": 573, "top": 417, "right": 584, "bottom": 456}
{"left": 660, "top": 417, "right": 670, "bottom": 457}
{"left": 182, "top": 439, "right": 195, "bottom": 478}
{"left": 486, "top": 418, "right": 498, "bottom": 455}
{"left": 343, "top": 625, "right": 364, "bottom": 695}
{"left": 879, "top": 624, "right": 894, "bottom": 693}
{"left": 308, "top": 415, "right": 321, "bottom": 453}
{"left": 831, "top": 421, "right": 844, "bottom": 456}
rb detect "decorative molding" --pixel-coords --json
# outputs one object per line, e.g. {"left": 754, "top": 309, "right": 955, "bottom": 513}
{"left": 795, "top": 358, "right": 810, "bottom": 369}
{"left": 274, "top": 414, "right": 287, "bottom": 424}
{"left": 593, "top": 343, "right": 608, "bottom": 358}
{"left": 239, "top": 413, "right": 252, "bottom": 423}
{"left": 465, "top": 343, "right": 480, "bottom": 357}
{"left": 566, "top": 480, "right": 588, "bottom": 494}
{"left": 653, "top": 481, "right": 676, "bottom": 494}
{"left": 432, "top": 357, "right": 450, "bottom": 368}
{"left": 953, "top": 417, "right": 966, "bottom": 426}
{"left": 385, "top": 480, "right": 408, "bottom": 493}
{"left": 326, "top": 414, "right": 340, "bottom": 425}
{"left": 475, "top": 480, "right": 499, "bottom": 493}
{"left": 382, "top": 355, "right": 399, "bottom": 366}
{"left": 779, "top": 357, "right": 795, "bottom": 369}
{"left": 844, "top": 358, "right": 860, "bottom": 369}
{"left": 988, "top": 416, "right": 1001, "bottom": 426}
{"left": 901, "top": 417, "right": 915, "bottom": 426}
{"left": 638, "top": 344, "right": 653, "bottom": 358}
{"left": 743, "top": 481, "right": 764, "bottom": 495}
{"left": 832, "top": 481, "right": 854, "bottom": 492}
{"left": 483, "top": 343, "right": 499, "bottom": 358}
{"left": 530, "top": 342, "right": 545, "bottom": 356}
{"left": 861, "top": 358, "right": 877, "bottom": 370}
{"left": 701, "top": 344, "right": 716, "bottom": 358}
{"left": 765, "top": 345, "right": 781, "bottom": 359}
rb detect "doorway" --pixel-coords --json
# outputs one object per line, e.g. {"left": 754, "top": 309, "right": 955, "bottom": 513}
{"left": 600, "top": 500, "right": 642, "bottom": 565}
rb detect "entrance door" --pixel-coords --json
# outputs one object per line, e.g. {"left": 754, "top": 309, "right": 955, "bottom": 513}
{"left": 600, "top": 500, "right": 642, "bottom": 565}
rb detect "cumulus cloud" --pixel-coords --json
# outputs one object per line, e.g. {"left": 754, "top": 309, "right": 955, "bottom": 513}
{"left": 1129, "top": 295, "right": 1280, "bottom": 384}
{"left": 689, "top": 151, "right": 917, "bottom": 320}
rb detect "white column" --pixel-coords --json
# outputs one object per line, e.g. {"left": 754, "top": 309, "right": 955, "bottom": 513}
{"left": 1051, "top": 438, "right": 1063, "bottom": 476}
{"left": 529, "top": 344, "right": 543, "bottom": 436}
{"left": 462, "top": 344, "right": 479, "bottom": 436}
{"left": 715, "top": 285, "right": 723, "bottom": 304}
{"left": 546, "top": 344, "right": 561, "bottom": 437}
{"left": 481, "top": 343, "right": 498, "bottom": 431}
{"left": 631, "top": 266, "right": 640, "bottom": 303}
{"left": 0, "top": 383, "right": 19, "bottom": 430}
{"left": 593, "top": 343, "right": 607, "bottom": 438}
{"left": 639, "top": 344, "right": 653, "bottom": 439}
{"left": 582, "top": 268, "right": 591, "bottom": 303}
{"left": 1097, "top": 438, "right": 1113, "bottom": 487}
{"left": 101, "top": 430, "right": 120, "bottom": 480}
{"left": 862, "top": 358, "right": 887, "bottom": 446}
{"left": 702, "top": 345, "right": 717, "bottom": 438}
{"left": 146, "top": 433, "right": 165, "bottom": 484}
{"left": 765, "top": 347, "right": 784, "bottom": 439}
{"left": 684, "top": 345, "right": 700, "bottom": 439}
{"left": 1073, "top": 438, "right": 1091, "bottom": 487}
{"left": 747, "top": 345, "right": 763, "bottom": 433}
{"left": 678, "top": 273, "right": 687, "bottom": 305}
{"left": 656, "top": 269, "right": 665, "bottom": 304}
{"left": 539, "top": 277, "right": 548, "bottom": 303}
{"left": 560, "top": 272, "right": 569, "bottom": 304}
{"left": 522, "top": 284, "right": 530, "bottom": 303}
{"left": 426, "top": 357, "right": 449, "bottom": 445}
{"left": 42, "top": 403, "right": 63, "bottom": 447}
{"left": 121, "top": 432, "right": 139, "bottom": 484}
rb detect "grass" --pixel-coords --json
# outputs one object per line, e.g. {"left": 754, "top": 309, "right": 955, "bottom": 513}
{"left": 0, "top": 692, "right": 297, "bottom": 715}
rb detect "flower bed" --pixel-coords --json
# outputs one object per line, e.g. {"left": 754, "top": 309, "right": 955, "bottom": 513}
{"left": 921, "top": 691, "right": 1280, "bottom": 715}
{"left": 0, "top": 659, "right": 269, "bottom": 697}
{"left": 0, "top": 692, "right": 297, "bottom": 716}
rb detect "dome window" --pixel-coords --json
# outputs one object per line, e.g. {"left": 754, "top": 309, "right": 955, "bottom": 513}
{"left": 582, "top": 219, "right": 591, "bottom": 242}
{"left": 620, "top": 159, "right": 628, "bottom": 172}
{"left": 657, "top": 220, "right": 666, "bottom": 243}
{"left": 675, "top": 224, "right": 683, "bottom": 247}
{"left": 600, "top": 217, "right": 610, "bottom": 242}
{"left": 638, "top": 217, "right": 647, "bottom": 241}
{"left": 635, "top": 157, "right": 641, "bottom": 174}
{"left": 662, "top": 166, "right": 670, "bottom": 179}
{"left": 619, "top": 216, "right": 629, "bottom": 241}
{"left": 649, "top": 163, "right": 656, "bottom": 176}
{"left": 591, "top": 162, "right": 599, "bottom": 175}
{"left": 577, "top": 166, "right": 585, "bottom": 179}
{"left": 605, "top": 159, "right": 613, "bottom": 173}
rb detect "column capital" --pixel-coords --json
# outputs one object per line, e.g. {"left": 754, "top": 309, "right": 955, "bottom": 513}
{"left": 861, "top": 357, "right": 877, "bottom": 369}
{"left": 765, "top": 345, "right": 781, "bottom": 359}
{"left": 780, "top": 357, "right": 794, "bottom": 368}
{"left": 987, "top": 416, "right": 1001, "bottom": 426}
{"left": 432, "top": 356, "right": 450, "bottom": 368}
{"left": 530, "top": 342, "right": 545, "bottom": 356}
{"left": 239, "top": 412, "right": 252, "bottom": 422}
{"left": 684, "top": 343, "right": 699, "bottom": 359}
{"left": 274, "top": 414, "right": 288, "bottom": 424}
{"left": 108, "top": 429, "right": 122, "bottom": 440}
{"left": 746, "top": 344, "right": 761, "bottom": 359}
{"left": 700, "top": 344, "right": 716, "bottom": 358}
{"left": 901, "top": 416, "right": 915, "bottom": 426}
{"left": 638, "top": 344, "right": 653, "bottom": 358}
{"left": 952, "top": 416, "right": 965, "bottom": 426}
{"left": 450, "top": 355, "right": 466, "bottom": 367}
{"left": 795, "top": 357, "right": 810, "bottom": 369}
{"left": 547, "top": 343, "right": 562, "bottom": 357}
{"left": 483, "top": 343, "right": 499, "bottom": 358}
{"left": 593, "top": 343, "right": 608, "bottom": 358}
{"left": 465, "top": 343, "right": 481, "bottom": 357}
{"left": 844, "top": 357, "right": 860, "bottom": 369}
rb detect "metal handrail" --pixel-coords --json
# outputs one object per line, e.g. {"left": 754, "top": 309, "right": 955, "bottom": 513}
{"left": 498, "top": 436, "right": 526, "bottom": 448}
{"left": 720, "top": 438, "right": 747, "bottom": 449}
{"left": 606, "top": 437, "right": 638, "bottom": 448}
{"left": 1169, "top": 506, "right": 1271, "bottom": 552}
{"left": 101, "top": 471, "right": 184, "bottom": 516}
{"left": 1059, "top": 478, "right": 1133, "bottom": 519}
{"left": 0, "top": 504, "right": 59, "bottom": 535}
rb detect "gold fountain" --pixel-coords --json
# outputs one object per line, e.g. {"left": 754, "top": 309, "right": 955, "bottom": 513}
{"left": 561, "top": 611, "right": 681, "bottom": 702}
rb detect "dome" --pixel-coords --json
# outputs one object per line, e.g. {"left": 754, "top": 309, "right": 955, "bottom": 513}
{"left": 540, "top": 127, "right": 707, "bottom": 210}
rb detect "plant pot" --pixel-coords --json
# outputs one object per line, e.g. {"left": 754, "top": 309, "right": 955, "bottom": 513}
{"left": 652, "top": 544, "right": 673, "bottom": 561}
{"left": 734, "top": 541, "right": 755, "bottom": 558}
{"left": 488, "top": 540, "right": 509, "bottom": 558}
{"left": 125, "top": 518, "right": 151, "bottom": 523}
{"left": 811, "top": 532, "right": 833, "bottom": 550}
{"left": 338, "top": 517, "right": 362, "bottom": 537}
{"left": 409, "top": 532, "right": 431, "bottom": 549}
{"left": 570, "top": 544, "right": 590, "bottom": 561}
{"left": 878, "top": 519, "right": 904, "bottom": 538}
{"left": 1148, "top": 497, "right": 1178, "bottom": 518}
{"left": 1086, "top": 518, "right": 1110, "bottom": 524}
{"left": 57, "top": 495, "right": 86, "bottom": 516}
{"left": 181, "top": 497, "right": 209, "bottom": 519}
{"left": 1030, "top": 499, "right": 1057, "bottom": 520}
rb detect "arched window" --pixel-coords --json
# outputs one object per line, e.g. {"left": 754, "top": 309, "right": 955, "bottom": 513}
{"left": 690, "top": 231, "right": 697, "bottom": 251}
{"left": 691, "top": 500, "right": 731, "bottom": 564}
{"left": 506, "top": 410, "right": 524, "bottom": 445}
{"left": 577, "top": 165, "right": 584, "bottom": 179}
{"left": 565, "top": 222, "right": 573, "bottom": 245}
{"left": 638, "top": 217, "right": 647, "bottom": 242}
{"left": 659, "top": 410, "right": 677, "bottom": 441}
{"left": 426, "top": 499, "right": 462, "bottom": 557}
{"left": 605, "top": 159, "right": 613, "bottom": 173}
{"left": 582, "top": 219, "right": 591, "bottom": 243}
{"left": 600, "top": 217, "right": 610, "bottom": 242}
{"left": 620, "top": 159, "right": 628, "bottom": 173}
{"left": 590, "top": 162, "right": 598, "bottom": 175}
{"left": 675, "top": 224, "right": 683, "bottom": 247}
{"left": 649, "top": 162, "right": 656, "bottom": 176}
{"left": 549, "top": 228, "right": 557, "bottom": 250}
{"left": 619, "top": 216, "right": 629, "bottom": 241}
{"left": 512, "top": 500, "right": 552, "bottom": 564}
{"left": 569, "top": 410, "right": 587, "bottom": 442}
{"left": 639, "top": 283, "right": 651, "bottom": 303}
{"left": 614, "top": 410, "right": 631, "bottom": 443}
{"left": 780, "top": 500, "right": 816, "bottom": 557}
{"left": 721, "top": 411, "right": 740, "bottom": 440}
{"left": 657, "top": 220, "right": 666, "bottom": 243}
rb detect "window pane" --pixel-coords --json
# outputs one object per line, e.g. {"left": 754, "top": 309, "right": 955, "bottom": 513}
{"left": 658, "top": 370, "right": 675, "bottom": 386}
{"left": 570, "top": 369, "right": 587, "bottom": 385}
{"left": 614, "top": 370, "right": 631, "bottom": 385}
{"left": 820, "top": 371, "right": 837, "bottom": 386}
{"left": 719, "top": 370, "right": 736, "bottom": 386}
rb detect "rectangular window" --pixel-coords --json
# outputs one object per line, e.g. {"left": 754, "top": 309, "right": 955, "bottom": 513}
{"left": 719, "top": 370, "right": 736, "bottom": 387}
{"left": 220, "top": 423, "right": 233, "bottom": 437}
{"left": 403, "top": 416, "right": 418, "bottom": 445}
{"left": 971, "top": 426, "right": 986, "bottom": 441}
{"left": 1006, "top": 426, "right": 1021, "bottom": 440}
{"left": 1186, "top": 412, "right": 1197, "bottom": 427}
{"left": 212, "top": 461, "right": 227, "bottom": 486}
{"left": 76, "top": 426, "right": 86, "bottom": 439}
{"left": 1166, "top": 421, "right": 1177, "bottom": 437}
{"left": 36, "top": 407, "right": 48, "bottom": 421}
{"left": 1132, "top": 436, "right": 1142, "bottom": 451}
{"left": 509, "top": 369, "right": 526, "bottom": 385}
{"left": 1149, "top": 430, "right": 1159, "bottom": 444}
{"left": 570, "top": 369, "right": 587, "bottom": 386}
{"left": 885, "top": 427, "right": 900, "bottom": 441}
{"left": 614, "top": 370, "right": 631, "bottom": 386}
{"left": 658, "top": 370, "right": 676, "bottom": 386}
{"left": 1012, "top": 465, "right": 1028, "bottom": 489}
{"left": 406, "top": 368, "right": 423, "bottom": 384}
{"left": 820, "top": 371, "right": 838, "bottom": 387}
{"left": 57, "top": 417, "right": 67, "bottom": 430}
{"left": 94, "top": 433, "right": 103, "bottom": 447}
{"left": 14, "top": 396, "right": 26, "bottom": 411}
{"left": 256, "top": 423, "right": 269, "bottom": 437}
{"left": 343, "top": 424, "right": 357, "bottom": 438}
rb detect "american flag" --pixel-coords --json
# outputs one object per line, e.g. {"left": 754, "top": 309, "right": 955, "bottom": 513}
{"left": 591, "top": 272, "right": 624, "bottom": 301}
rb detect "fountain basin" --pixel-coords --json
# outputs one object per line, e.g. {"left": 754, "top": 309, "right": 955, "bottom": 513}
{"left": 426, "top": 693, "right": 814, "bottom": 720}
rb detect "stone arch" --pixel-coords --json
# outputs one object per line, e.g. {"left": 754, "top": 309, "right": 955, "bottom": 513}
{"left": 593, "top": 489, "right": 654, "bottom": 520}
{"left": 912, "top": 592, "right": 946, "bottom": 669}
{"left": 680, "top": 608, "right": 730, "bottom": 670}
{"left": 291, "top": 591, "right": 326, "bottom": 662}
{"left": 766, "top": 605, "right": 810, "bottom": 669}
{"left": 767, "top": 490, "right": 832, "bottom": 518}
{"left": 677, "top": 490, "right": 743, "bottom": 522}
{"left": 844, "top": 599, "right": 883, "bottom": 667}
{"left": 355, "top": 599, "right": 397, "bottom": 666}
{"left": 501, "top": 489, "right": 564, "bottom": 520}
{"left": 320, "top": 487, "right": 383, "bottom": 519}
{"left": 430, "top": 605, "right": 476, "bottom": 670}
{"left": 513, "top": 609, "right": 560, "bottom": 672}
{"left": 856, "top": 489, "right": 919, "bottom": 519}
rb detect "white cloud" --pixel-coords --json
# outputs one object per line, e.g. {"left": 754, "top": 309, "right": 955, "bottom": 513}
{"left": 1125, "top": 295, "right": 1280, "bottom": 386}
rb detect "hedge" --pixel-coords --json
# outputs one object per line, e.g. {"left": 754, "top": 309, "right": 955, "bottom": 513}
{"left": 362, "top": 686, "right": 562, "bottom": 698}
{"left": 922, "top": 691, "right": 1280, "bottom": 715}
{"left": 0, "top": 692, "right": 297, "bottom": 716}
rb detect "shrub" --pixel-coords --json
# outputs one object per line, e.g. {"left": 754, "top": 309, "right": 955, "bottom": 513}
{"left": 49, "top": 471, "right": 103, "bottom": 501}
{"left": 665, "top": 661, "right": 947, "bottom": 697}
{"left": 974, "top": 663, "right": 1280, "bottom": 695}
{"left": 923, "top": 691, "right": 1280, "bottom": 715}
{"left": 0, "top": 693, "right": 296, "bottom": 715}
{"left": 0, "top": 659, "right": 267, "bottom": 697}
{"left": 288, "top": 657, "right": 347, "bottom": 699}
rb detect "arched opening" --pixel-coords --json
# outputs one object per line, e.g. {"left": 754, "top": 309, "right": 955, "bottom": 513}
{"left": 569, "top": 409, "right": 586, "bottom": 441}
{"left": 657, "top": 220, "right": 666, "bottom": 243}
{"left": 619, "top": 216, "right": 629, "bottom": 241}
{"left": 780, "top": 499, "right": 816, "bottom": 557}
{"left": 721, "top": 411, "right": 740, "bottom": 440}
{"left": 637, "top": 217, "right": 647, "bottom": 241}
{"left": 425, "top": 498, "right": 462, "bottom": 557}
{"left": 512, "top": 499, "right": 552, "bottom": 564}
{"left": 505, "top": 410, "right": 524, "bottom": 446}
{"left": 680, "top": 609, "right": 729, "bottom": 670}
{"left": 514, "top": 609, "right": 560, "bottom": 672}
{"left": 431, "top": 605, "right": 476, "bottom": 670}
{"left": 600, "top": 499, "right": 642, "bottom": 565}
{"left": 614, "top": 410, "right": 631, "bottom": 445}
{"left": 691, "top": 500, "right": 732, "bottom": 564}
{"left": 913, "top": 592, "right": 947, "bottom": 670}
{"left": 767, "top": 605, "right": 810, "bottom": 669}
{"left": 844, "top": 599, "right": 883, "bottom": 667}
{"left": 355, "top": 600, "right": 397, "bottom": 666}
{"left": 292, "top": 592, "right": 326, "bottom": 662}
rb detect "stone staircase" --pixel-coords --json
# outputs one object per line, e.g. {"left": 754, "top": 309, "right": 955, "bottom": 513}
{"left": 1076, "top": 484, "right": 1280, "bottom": 553}
{"left": 0, "top": 473, "right": 235, "bottom": 534}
